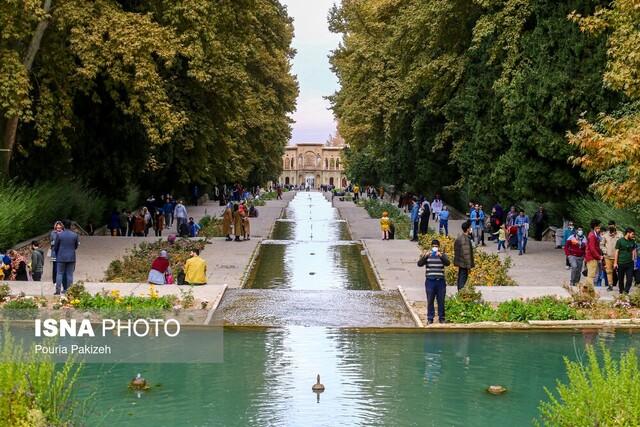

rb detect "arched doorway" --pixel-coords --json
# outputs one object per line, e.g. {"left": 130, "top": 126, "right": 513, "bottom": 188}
{"left": 285, "top": 177, "right": 290, "bottom": 185}
{"left": 329, "top": 177, "right": 334, "bottom": 186}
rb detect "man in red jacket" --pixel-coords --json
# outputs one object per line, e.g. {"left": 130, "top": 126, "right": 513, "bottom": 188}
{"left": 564, "top": 226, "right": 587, "bottom": 286}
{"left": 584, "top": 219, "right": 603, "bottom": 289}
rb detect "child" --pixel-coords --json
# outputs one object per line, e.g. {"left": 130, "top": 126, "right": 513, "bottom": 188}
{"left": 380, "top": 211, "right": 391, "bottom": 240}
{"left": 438, "top": 206, "right": 450, "bottom": 236}
{"left": 494, "top": 224, "right": 507, "bottom": 252}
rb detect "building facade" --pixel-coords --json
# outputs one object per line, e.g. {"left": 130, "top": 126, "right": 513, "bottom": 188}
{"left": 279, "top": 142, "right": 349, "bottom": 189}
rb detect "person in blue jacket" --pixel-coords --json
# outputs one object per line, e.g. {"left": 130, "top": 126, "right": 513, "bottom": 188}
{"left": 439, "top": 206, "right": 450, "bottom": 236}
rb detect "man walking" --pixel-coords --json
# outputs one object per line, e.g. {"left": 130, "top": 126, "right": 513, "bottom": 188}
{"left": 30, "top": 241, "right": 44, "bottom": 281}
{"left": 454, "top": 221, "right": 475, "bottom": 290}
{"left": 515, "top": 209, "right": 529, "bottom": 255}
{"left": 53, "top": 221, "right": 79, "bottom": 295}
{"left": 174, "top": 200, "right": 188, "bottom": 233}
{"left": 602, "top": 220, "right": 622, "bottom": 291}
{"left": 584, "top": 219, "right": 603, "bottom": 289}
{"left": 418, "top": 239, "right": 450, "bottom": 324}
{"left": 564, "top": 226, "right": 586, "bottom": 287}
{"left": 470, "top": 204, "right": 485, "bottom": 246}
{"left": 615, "top": 227, "right": 637, "bottom": 295}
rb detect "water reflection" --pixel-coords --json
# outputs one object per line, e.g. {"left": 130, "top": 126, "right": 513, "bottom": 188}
{"left": 76, "top": 328, "right": 640, "bottom": 426}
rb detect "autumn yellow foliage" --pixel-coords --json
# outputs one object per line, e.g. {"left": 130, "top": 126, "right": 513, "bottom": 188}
{"left": 419, "top": 232, "right": 515, "bottom": 286}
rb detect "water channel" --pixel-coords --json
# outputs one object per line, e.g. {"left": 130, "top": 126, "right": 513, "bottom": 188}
{"left": 72, "top": 192, "right": 640, "bottom": 426}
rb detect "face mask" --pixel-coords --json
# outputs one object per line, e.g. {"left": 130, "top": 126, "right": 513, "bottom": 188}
{"left": 432, "top": 247, "right": 439, "bottom": 253}
{"left": 577, "top": 230, "right": 584, "bottom": 237}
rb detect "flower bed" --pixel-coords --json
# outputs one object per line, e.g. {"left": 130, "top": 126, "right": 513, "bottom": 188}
{"left": 105, "top": 239, "right": 206, "bottom": 282}
{"left": 359, "top": 199, "right": 411, "bottom": 239}
{"left": 419, "top": 232, "right": 516, "bottom": 286}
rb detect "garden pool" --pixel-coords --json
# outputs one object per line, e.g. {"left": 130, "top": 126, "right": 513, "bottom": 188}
{"left": 76, "top": 327, "right": 639, "bottom": 426}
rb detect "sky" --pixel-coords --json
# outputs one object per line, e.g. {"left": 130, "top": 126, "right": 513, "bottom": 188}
{"left": 281, "top": 0, "right": 341, "bottom": 144}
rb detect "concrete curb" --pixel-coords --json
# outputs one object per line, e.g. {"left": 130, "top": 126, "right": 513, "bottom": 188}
{"left": 204, "top": 284, "right": 228, "bottom": 325}
{"left": 398, "top": 285, "right": 424, "bottom": 328}
{"left": 360, "top": 240, "right": 384, "bottom": 289}
{"left": 239, "top": 240, "right": 262, "bottom": 289}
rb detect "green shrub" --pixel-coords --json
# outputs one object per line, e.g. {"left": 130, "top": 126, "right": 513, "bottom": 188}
{"left": 0, "top": 179, "right": 107, "bottom": 248}
{"left": 568, "top": 196, "right": 639, "bottom": 230}
{"left": 629, "top": 288, "right": 640, "bottom": 307}
{"left": 445, "top": 295, "right": 580, "bottom": 323}
{"left": 199, "top": 217, "right": 224, "bottom": 238}
{"left": 104, "top": 239, "right": 206, "bottom": 282}
{"left": 445, "top": 297, "right": 495, "bottom": 323}
{"left": 419, "top": 232, "right": 516, "bottom": 286}
{"left": 0, "top": 330, "right": 84, "bottom": 426}
{"left": 2, "top": 297, "right": 39, "bottom": 319}
{"left": 359, "top": 199, "right": 411, "bottom": 239}
{"left": 493, "top": 297, "right": 580, "bottom": 322}
{"left": 536, "top": 346, "right": 640, "bottom": 426}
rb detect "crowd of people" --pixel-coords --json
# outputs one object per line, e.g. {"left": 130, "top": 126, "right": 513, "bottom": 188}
{"left": 563, "top": 220, "right": 638, "bottom": 294}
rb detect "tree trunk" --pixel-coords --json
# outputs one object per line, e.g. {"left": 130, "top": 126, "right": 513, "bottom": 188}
{"left": 1, "top": 0, "right": 53, "bottom": 177}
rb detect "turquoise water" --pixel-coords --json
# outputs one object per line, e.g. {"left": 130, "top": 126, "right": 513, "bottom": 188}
{"left": 77, "top": 328, "right": 639, "bottom": 426}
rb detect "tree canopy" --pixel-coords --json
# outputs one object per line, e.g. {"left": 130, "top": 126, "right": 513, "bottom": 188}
{"left": 0, "top": 0, "right": 298, "bottom": 197}
{"left": 329, "top": 0, "right": 620, "bottom": 205}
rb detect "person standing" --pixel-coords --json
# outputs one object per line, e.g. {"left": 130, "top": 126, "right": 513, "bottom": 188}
{"left": 454, "top": 221, "right": 475, "bottom": 290}
{"left": 515, "top": 209, "right": 529, "bottom": 255}
{"left": 493, "top": 224, "right": 507, "bottom": 252}
{"left": 614, "top": 227, "right": 637, "bottom": 295}
{"left": 142, "top": 207, "right": 153, "bottom": 237}
{"left": 163, "top": 197, "right": 174, "bottom": 229}
{"left": 438, "top": 206, "right": 450, "bottom": 237}
{"left": 431, "top": 195, "right": 443, "bottom": 222}
{"left": 233, "top": 204, "right": 243, "bottom": 241}
{"left": 30, "top": 241, "right": 44, "bottom": 281}
{"left": 53, "top": 221, "right": 79, "bottom": 295}
{"left": 119, "top": 209, "right": 128, "bottom": 237}
{"left": 505, "top": 206, "right": 517, "bottom": 227}
{"left": 410, "top": 199, "right": 420, "bottom": 242}
{"left": 132, "top": 211, "right": 146, "bottom": 237}
{"left": 470, "top": 204, "right": 485, "bottom": 246}
{"left": 584, "top": 219, "right": 603, "bottom": 289}
{"left": 188, "top": 217, "right": 201, "bottom": 237}
{"left": 277, "top": 186, "right": 283, "bottom": 200}
{"left": 222, "top": 203, "right": 233, "bottom": 241}
{"left": 419, "top": 201, "right": 430, "bottom": 236}
{"left": 49, "top": 221, "right": 64, "bottom": 285}
{"left": 108, "top": 209, "right": 121, "bottom": 236}
{"left": 184, "top": 249, "right": 207, "bottom": 285}
{"left": 532, "top": 206, "right": 548, "bottom": 241}
{"left": 418, "top": 239, "right": 450, "bottom": 324}
{"left": 353, "top": 184, "right": 359, "bottom": 202}
{"left": 174, "top": 200, "right": 188, "bottom": 233}
{"left": 602, "top": 221, "right": 622, "bottom": 291}
{"left": 153, "top": 209, "right": 165, "bottom": 237}
{"left": 564, "top": 226, "right": 586, "bottom": 287}
{"left": 380, "top": 211, "right": 391, "bottom": 240}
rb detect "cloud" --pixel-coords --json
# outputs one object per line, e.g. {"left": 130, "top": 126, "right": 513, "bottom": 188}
{"left": 281, "top": 0, "right": 341, "bottom": 143}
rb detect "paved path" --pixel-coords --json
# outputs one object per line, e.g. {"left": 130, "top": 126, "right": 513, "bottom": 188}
{"left": 11, "top": 191, "right": 295, "bottom": 298}
{"left": 335, "top": 203, "right": 614, "bottom": 305}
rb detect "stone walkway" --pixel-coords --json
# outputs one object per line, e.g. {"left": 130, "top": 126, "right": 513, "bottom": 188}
{"left": 11, "top": 191, "right": 295, "bottom": 299}
{"left": 334, "top": 200, "right": 614, "bottom": 305}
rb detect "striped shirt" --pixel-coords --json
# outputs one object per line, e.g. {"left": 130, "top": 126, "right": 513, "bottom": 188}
{"left": 417, "top": 253, "right": 451, "bottom": 279}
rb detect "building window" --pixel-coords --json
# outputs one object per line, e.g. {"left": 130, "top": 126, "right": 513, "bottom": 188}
{"left": 325, "top": 158, "right": 328, "bottom": 170}
{"left": 336, "top": 159, "right": 340, "bottom": 169}
{"left": 330, "top": 158, "right": 335, "bottom": 169}
{"left": 285, "top": 177, "right": 290, "bottom": 185}
{"left": 329, "top": 177, "right": 334, "bottom": 186}
{"left": 283, "top": 157, "right": 288, "bottom": 170}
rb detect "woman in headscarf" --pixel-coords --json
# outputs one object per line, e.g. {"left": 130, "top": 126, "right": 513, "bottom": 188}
{"left": 8, "top": 250, "right": 29, "bottom": 281}
{"left": 233, "top": 203, "right": 243, "bottom": 242}
{"left": 148, "top": 250, "right": 171, "bottom": 285}
{"left": 222, "top": 203, "right": 233, "bottom": 241}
